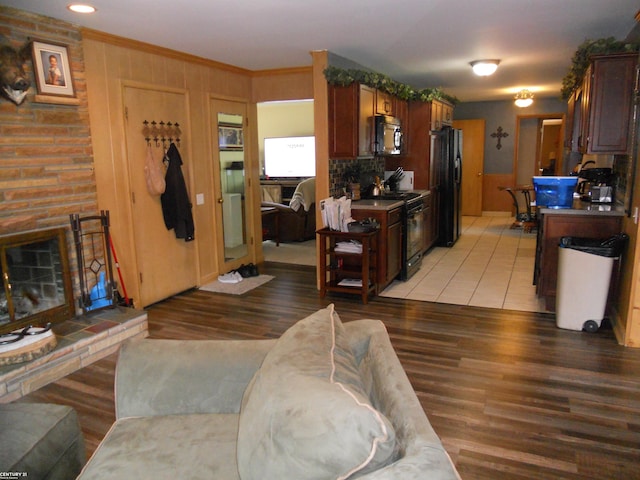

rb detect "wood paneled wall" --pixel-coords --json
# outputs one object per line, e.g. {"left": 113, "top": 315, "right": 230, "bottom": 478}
{"left": 482, "top": 174, "right": 515, "bottom": 213}
{"left": 82, "top": 30, "right": 313, "bottom": 306}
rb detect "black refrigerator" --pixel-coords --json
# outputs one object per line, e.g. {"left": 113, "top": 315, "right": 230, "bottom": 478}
{"left": 432, "top": 126, "right": 463, "bottom": 247}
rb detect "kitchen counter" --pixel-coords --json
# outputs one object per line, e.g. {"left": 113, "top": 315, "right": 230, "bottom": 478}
{"left": 350, "top": 199, "right": 404, "bottom": 211}
{"left": 351, "top": 190, "right": 429, "bottom": 212}
{"left": 538, "top": 198, "right": 625, "bottom": 217}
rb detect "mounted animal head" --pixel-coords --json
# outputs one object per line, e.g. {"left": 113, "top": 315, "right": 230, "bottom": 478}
{"left": 0, "top": 38, "right": 31, "bottom": 105}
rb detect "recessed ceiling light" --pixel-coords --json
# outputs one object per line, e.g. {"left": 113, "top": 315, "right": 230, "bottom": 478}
{"left": 470, "top": 59, "right": 500, "bottom": 76}
{"left": 67, "top": 4, "right": 96, "bottom": 14}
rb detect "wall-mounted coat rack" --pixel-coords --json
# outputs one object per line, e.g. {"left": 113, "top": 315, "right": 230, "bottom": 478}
{"left": 143, "top": 120, "right": 181, "bottom": 148}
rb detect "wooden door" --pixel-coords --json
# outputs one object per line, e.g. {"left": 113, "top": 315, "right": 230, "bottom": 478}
{"left": 124, "top": 86, "right": 196, "bottom": 307}
{"left": 453, "top": 119, "right": 485, "bottom": 216}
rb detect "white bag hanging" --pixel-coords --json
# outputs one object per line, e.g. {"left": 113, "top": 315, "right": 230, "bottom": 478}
{"left": 144, "top": 145, "right": 166, "bottom": 195}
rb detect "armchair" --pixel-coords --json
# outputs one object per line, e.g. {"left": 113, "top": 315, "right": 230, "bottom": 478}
{"left": 262, "top": 177, "right": 315, "bottom": 243}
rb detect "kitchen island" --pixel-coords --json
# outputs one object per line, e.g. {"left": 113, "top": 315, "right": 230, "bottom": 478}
{"left": 535, "top": 199, "right": 626, "bottom": 311}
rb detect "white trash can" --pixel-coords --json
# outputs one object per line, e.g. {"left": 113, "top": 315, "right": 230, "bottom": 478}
{"left": 556, "top": 235, "right": 627, "bottom": 333}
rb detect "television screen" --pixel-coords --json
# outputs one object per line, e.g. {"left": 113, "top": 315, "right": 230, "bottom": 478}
{"left": 264, "top": 136, "right": 315, "bottom": 178}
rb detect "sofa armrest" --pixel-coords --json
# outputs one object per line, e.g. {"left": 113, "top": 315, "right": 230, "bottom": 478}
{"left": 344, "top": 320, "right": 461, "bottom": 480}
{"left": 115, "top": 338, "right": 274, "bottom": 419}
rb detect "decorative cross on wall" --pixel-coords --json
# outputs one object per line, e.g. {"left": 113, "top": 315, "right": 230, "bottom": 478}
{"left": 490, "top": 126, "right": 509, "bottom": 150}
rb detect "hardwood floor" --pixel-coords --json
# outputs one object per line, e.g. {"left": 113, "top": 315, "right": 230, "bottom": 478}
{"left": 17, "top": 262, "right": 640, "bottom": 479}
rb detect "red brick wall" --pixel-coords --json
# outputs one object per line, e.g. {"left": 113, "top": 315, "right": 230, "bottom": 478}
{"left": 0, "top": 6, "right": 98, "bottom": 235}
{"left": 0, "top": 7, "right": 99, "bottom": 310}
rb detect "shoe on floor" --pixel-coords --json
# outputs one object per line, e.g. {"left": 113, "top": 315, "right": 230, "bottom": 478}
{"left": 248, "top": 263, "right": 259, "bottom": 277}
{"left": 237, "top": 264, "right": 252, "bottom": 278}
{"left": 218, "top": 272, "right": 242, "bottom": 284}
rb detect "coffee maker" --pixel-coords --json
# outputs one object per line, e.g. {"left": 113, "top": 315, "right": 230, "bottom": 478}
{"left": 576, "top": 166, "right": 613, "bottom": 203}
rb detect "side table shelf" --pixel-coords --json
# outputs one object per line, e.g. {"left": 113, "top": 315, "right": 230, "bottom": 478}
{"left": 317, "top": 228, "right": 379, "bottom": 304}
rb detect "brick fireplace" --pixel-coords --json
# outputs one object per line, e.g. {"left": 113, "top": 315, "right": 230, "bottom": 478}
{"left": 0, "top": 227, "right": 74, "bottom": 336}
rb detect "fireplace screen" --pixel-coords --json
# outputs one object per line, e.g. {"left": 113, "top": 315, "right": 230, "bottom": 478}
{"left": 0, "top": 227, "right": 74, "bottom": 335}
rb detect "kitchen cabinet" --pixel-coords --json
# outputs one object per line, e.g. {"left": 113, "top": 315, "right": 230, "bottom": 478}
{"left": 328, "top": 83, "right": 358, "bottom": 158}
{"left": 328, "top": 83, "right": 408, "bottom": 159}
{"left": 441, "top": 102, "right": 454, "bottom": 126}
{"left": 394, "top": 98, "right": 409, "bottom": 154}
{"left": 534, "top": 209, "right": 622, "bottom": 311}
{"left": 568, "top": 53, "right": 636, "bottom": 154}
{"left": 351, "top": 207, "right": 402, "bottom": 289}
{"left": 317, "top": 228, "right": 378, "bottom": 304}
{"left": 376, "top": 90, "right": 394, "bottom": 115}
{"left": 359, "top": 85, "right": 376, "bottom": 156}
{"left": 430, "top": 99, "right": 453, "bottom": 130}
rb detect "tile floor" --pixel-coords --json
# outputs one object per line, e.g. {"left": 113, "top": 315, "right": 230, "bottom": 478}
{"left": 263, "top": 214, "right": 548, "bottom": 313}
{"left": 380, "top": 215, "right": 548, "bottom": 313}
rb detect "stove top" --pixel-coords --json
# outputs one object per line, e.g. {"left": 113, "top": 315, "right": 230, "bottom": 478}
{"left": 362, "top": 191, "right": 422, "bottom": 201}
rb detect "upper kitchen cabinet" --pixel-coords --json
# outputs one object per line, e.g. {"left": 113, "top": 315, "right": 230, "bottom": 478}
{"left": 328, "top": 83, "right": 376, "bottom": 158}
{"left": 328, "top": 83, "right": 409, "bottom": 159}
{"left": 328, "top": 83, "right": 359, "bottom": 158}
{"left": 376, "top": 90, "right": 394, "bottom": 115}
{"left": 430, "top": 99, "right": 453, "bottom": 130}
{"left": 569, "top": 53, "right": 637, "bottom": 155}
{"left": 359, "top": 85, "right": 376, "bottom": 157}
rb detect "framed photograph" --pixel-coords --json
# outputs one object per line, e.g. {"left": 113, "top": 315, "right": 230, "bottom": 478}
{"left": 218, "top": 124, "right": 244, "bottom": 150}
{"left": 31, "top": 40, "right": 75, "bottom": 98}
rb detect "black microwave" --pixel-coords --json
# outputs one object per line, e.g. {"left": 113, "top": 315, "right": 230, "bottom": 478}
{"left": 374, "top": 115, "right": 403, "bottom": 155}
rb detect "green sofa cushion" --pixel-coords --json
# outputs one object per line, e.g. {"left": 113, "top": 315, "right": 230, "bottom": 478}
{"left": 237, "top": 304, "right": 397, "bottom": 480}
{"left": 0, "top": 403, "right": 86, "bottom": 480}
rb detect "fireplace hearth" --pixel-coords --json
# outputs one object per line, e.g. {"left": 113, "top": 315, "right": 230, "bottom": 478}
{"left": 0, "top": 227, "right": 74, "bottom": 336}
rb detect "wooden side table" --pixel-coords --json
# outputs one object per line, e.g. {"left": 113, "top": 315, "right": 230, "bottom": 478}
{"left": 317, "top": 228, "right": 378, "bottom": 304}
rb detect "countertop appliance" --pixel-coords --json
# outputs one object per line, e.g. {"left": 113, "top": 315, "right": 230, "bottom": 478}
{"left": 374, "top": 115, "right": 403, "bottom": 155}
{"left": 432, "top": 126, "right": 463, "bottom": 247}
{"left": 576, "top": 167, "right": 613, "bottom": 203}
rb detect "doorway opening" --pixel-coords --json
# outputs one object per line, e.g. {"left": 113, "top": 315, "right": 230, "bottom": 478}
{"left": 514, "top": 113, "right": 565, "bottom": 212}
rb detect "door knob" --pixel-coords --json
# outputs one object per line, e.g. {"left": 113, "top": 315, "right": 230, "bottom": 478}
{"left": 477, "top": 172, "right": 482, "bottom": 176}
{"left": 218, "top": 197, "right": 224, "bottom": 204}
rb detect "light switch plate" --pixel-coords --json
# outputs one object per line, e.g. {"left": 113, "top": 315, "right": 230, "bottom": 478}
{"left": 196, "top": 193, "right": 204, "bottom": 205}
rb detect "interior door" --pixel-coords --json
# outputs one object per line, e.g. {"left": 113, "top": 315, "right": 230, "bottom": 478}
{"left": 210, "top": 98, "right": 251, "bottom": 269}
{"left": 124, "top": 86, "right": 196, "bottom": 306}
{"left": 453, "top": 119, "right": 485, "bottom": 216}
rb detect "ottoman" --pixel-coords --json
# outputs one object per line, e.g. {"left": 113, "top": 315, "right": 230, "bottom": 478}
{"left": 0, "top": 403, "right": 86, "bottom": 479}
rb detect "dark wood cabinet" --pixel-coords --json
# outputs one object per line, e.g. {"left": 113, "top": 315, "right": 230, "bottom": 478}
{"left": 534, "top": 211, "right": 622, "bottom": 310}
{"left": 376, "top": 90, "right": 394, "bottom": 115}
{"left": 351, "top": 207, "right": 402, "bottom": 289}
{"left": 328, "top": 83, "right": 409, "bottom": 159}
{"left": 358, "top": 85, "right": 376, "bottom": 157}
{"left": 568, "top": 53, "right": 637, "bottom": 155}
{"left": 328, "top": 84, "right": 358, "bottom": 159}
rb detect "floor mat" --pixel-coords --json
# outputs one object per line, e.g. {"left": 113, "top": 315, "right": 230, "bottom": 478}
{"left": 199, "top": 275, "right": 274, "bottom": 295}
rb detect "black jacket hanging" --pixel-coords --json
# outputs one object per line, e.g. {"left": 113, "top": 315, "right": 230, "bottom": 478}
{"left": 160, "top": 143, "right": 195, "bottom": 241}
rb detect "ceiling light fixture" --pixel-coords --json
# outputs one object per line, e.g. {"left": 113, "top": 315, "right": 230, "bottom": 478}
{"left": 67, "top": 4, "right": 96, "bottom": 14}
{"left": 514, "top": 89, "right": 534, "bottom": 107}
{"left": 470, "top": 59, "right": 500, "bottom": 76}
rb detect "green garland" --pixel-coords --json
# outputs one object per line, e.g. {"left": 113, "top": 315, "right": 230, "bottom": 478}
{"left": 324, "top": 65, "right": 458, "bottom": 104}
{"left": 561, "top": 37, "right": 640, "bottom": 100}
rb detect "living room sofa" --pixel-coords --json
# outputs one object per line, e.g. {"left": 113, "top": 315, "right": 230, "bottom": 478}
{"left": 77, "top": 305, "right": 460, "bottom": 479}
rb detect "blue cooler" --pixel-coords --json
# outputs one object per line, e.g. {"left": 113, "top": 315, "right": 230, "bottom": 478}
{"left": 533, "top": 176, "right": 578, "bottom": 209}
